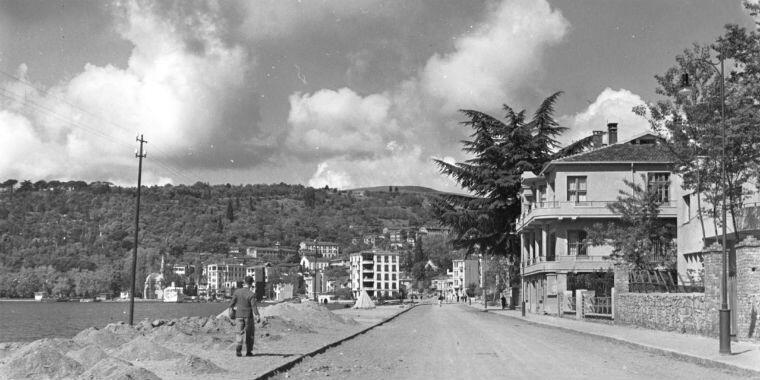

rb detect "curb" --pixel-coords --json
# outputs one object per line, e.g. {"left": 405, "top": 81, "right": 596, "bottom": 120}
{"left": 255, "top": 303, "right": 421, "bottom": 379}
{"left": 486, "top": 309, "right": 760, "bottom": 378}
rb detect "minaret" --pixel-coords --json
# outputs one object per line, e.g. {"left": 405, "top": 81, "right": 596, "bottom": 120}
{"left": 160, "top": 255, "right": 165, "bottom": 274}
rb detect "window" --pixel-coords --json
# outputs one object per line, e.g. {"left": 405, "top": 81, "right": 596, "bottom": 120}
{"left": 682, "top": 194, "right": 691, "bottom": 221}
{"left": 538, "top": 185, "right": 547, "bottom": 206}
{"left": 384, "top": 274, "right": 389, "bottom": 281}
{"left": 392, "top": 274, "right": 396, "bottom": 281}
{"left": 567, "top": 176, "right": 587, "bottom": 203}
{"left": 547, "top": 232, "right": 556, "bottom": 261}
{"left": 567, "top": 230, "right": 588, "bottom": 256}
{"left": 385, "top": 265, "right": 389, "bottom": 271}
{"left": 648, "top": 173, "right": 670, "bottom": 203}
{"left": 392, "top": 283, "right": 397, "bottom": 290}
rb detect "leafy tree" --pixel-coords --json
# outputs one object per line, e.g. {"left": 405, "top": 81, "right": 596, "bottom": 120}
{"left": 635, "top": 23, "right": 760, "bottom": 243}
{"left": 586, "top": 177, "right": 677, "bottom": 269}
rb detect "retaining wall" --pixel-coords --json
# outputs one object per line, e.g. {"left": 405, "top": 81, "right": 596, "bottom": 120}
{"left": 615, "top": 292, "right": 711, "bottom": 335}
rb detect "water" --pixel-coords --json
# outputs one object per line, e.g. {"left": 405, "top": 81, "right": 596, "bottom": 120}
{"left": 0, "top": 301, "right": 228, "bottom": 342}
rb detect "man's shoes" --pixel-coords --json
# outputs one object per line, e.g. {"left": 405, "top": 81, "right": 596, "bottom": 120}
{"left": 245, "top": 352, "right": 254, "bottom": 357}
{"left": 236, "top": 352, "right": 242, "bottom": 357}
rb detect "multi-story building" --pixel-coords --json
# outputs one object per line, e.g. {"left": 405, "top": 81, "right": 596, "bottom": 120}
{"left": 206, "top": 263, "right": 247, "bottom": 292}
{"left": 300, "top": 240, "right": 341, "bottom": 258}
{"left": 246, "top": 243, "right": 298, "bottom": 260}
{"left": 349, "top": 250, "right": 400, "bottom": 298}
{"left": 451, "top": 259, "right": 480, "bottom": 297}
{"left": 300, "top": 254, "right": 329, "bottom": 271}
{"left": 518, "top": 125, "right": 677, "bottom": 315}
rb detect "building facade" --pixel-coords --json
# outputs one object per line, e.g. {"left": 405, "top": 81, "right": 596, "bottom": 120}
{"left": 518, "top": 126, "right": 677, "bottom": 315}
{"left": 349, "top": 250, "right": 400, "bottom": 298}
{"left": 206, "top": 263, "right": 247, "bottom": 292}
{"left": 246, "top": 244, "right": 297, "bottom": 260}
{"left": 451, "top": 259, "right": 480, "bottom": 297}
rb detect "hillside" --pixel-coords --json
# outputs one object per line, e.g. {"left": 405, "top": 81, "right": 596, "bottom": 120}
{"left": 0, "top": 181, "right": 442, "bottom": 297}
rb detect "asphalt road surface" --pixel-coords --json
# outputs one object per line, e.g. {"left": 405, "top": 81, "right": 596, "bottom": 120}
{"left": 272, "top": 303, "right": 753, "bottom": 380}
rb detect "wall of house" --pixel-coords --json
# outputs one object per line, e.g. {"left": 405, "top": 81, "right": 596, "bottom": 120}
{"left": 550, "top": 163, "right": 677, "bottom": 203}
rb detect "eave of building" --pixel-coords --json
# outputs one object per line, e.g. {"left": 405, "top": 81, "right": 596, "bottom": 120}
{"left": 539, "top": 160, "right": 673, "bottom": 176}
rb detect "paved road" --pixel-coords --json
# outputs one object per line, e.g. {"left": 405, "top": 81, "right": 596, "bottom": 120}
{"left": 272, "top": 303, "right": 753, "bottom": 379}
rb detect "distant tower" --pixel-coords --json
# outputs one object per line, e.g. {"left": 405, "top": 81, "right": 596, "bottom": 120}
{"left": 160, "top": 254, "right": 165, "bottom": 274}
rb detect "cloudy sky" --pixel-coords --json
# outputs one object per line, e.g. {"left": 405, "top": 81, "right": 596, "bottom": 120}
{"left": 0, "top": 0, "right": 754, "bottom": 191}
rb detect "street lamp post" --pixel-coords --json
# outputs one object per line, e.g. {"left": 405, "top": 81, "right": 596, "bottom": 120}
{"left": 679, "top": 50, "right": 730, "bottom": 354}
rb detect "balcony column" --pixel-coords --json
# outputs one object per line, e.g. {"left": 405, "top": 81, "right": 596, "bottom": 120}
{"left": 533, "top": 230, "right": 540, "bottom": 263}
{"left": 541, "top": 227, "right": 548, "bottom": 262}
{"left": 520, "top": 233, "right": 526, "bottom": 266}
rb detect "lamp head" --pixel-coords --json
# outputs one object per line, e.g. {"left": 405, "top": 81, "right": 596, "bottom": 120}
{"left": 677, "top": 73, "right": 694, "bottom": 98}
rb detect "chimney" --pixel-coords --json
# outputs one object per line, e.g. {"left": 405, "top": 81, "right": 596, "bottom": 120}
{"left": 592, "top": 130, "right": 604, "bottom": 148}
{"left": 607, "top": 123, "right": 618, "bottom": 145}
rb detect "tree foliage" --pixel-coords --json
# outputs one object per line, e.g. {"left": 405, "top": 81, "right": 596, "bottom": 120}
{"left": 634, "top": 22, "right": 760, "bottom": 241}
{"left": 587, "top": 177, "right": 677, "bottom": 269}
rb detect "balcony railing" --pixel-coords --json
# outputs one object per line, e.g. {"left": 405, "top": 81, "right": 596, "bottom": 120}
{"left": 518, "top": 200, "right": 677, "bottom": 227}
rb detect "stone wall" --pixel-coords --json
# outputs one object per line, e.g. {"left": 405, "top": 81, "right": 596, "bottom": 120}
{"left": 736, "top": 236, "right": 760, "bottom": 342}
{"left": 615, "top": 292, "right": 711, "bottom": 335}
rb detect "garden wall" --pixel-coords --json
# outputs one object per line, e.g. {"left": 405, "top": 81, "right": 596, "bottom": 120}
{"left": 614, "top": 292, "right": 712, "bottom": 335}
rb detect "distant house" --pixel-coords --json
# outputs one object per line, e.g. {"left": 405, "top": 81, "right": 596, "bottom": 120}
{"left": 246, "top": 243, "right": 297, "bottom": 260}
{"left": 300, "top": 254, "right": 329, "bottom": 271}
{"left": 299, "top": 240, "right": 341, "bottom": 258}
{"left": 423, "top": 260, "right": 439, "bottom": 271}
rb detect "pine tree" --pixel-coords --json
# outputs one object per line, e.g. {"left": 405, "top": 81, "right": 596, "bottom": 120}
{"left": 434, "top": 92, "right": 591, "bottom": 259}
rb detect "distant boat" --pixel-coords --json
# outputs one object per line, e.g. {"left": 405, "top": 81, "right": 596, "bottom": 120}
{"left": 163, "top": 286, "right": 185, "bottom": 303}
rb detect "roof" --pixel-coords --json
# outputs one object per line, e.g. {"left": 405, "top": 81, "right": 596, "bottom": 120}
{"left": 543, "top": 133, "right": 674, "bottom": 173}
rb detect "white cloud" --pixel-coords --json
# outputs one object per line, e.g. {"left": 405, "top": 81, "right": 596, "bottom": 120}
{"left": 286, "top": 88, "right": 402, "bottom": 158}
{"left": 308, "top": 145, "right": 460, "bottom": 191}
{"left": 0, "top": 0, "right": 255, "bottom": 184}
{"left": 290, "top": 0, "right": 570, "bottom": 190}
{"left": 421, "top": 0, "right": 569, "bottom": 111}
{"left": 558, "top": 88, "right": 651, "bottom": 145}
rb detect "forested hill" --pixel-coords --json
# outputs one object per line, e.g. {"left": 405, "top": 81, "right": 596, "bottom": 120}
{"left": 0, "top": 182, "right": 442, "bottom": 274}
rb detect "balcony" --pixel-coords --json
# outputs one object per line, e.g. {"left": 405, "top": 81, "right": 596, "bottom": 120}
{"left": 517, "top": 200, "right": 677, "bottom": 230}
{"left": 522, "top": 255, "right": 612, "bottom": 276}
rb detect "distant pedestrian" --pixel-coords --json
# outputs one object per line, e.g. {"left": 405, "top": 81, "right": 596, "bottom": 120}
{"left": 501, "top": 294, "right": 507, "bottom": 310}
{"left": 229, "top": 276, "right": 261, "bottom": 357}
{"left": 456, "top": 295, "right": 460, "bottom": 303}
{"left": 438, "top": 294, "right": 443, "bottom": 307}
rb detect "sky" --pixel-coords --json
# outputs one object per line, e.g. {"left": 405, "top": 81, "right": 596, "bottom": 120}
{"left": 0, "top": 0, "right": 755, "bottom": 192}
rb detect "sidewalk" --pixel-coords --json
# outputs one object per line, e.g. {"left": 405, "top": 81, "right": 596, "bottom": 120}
{"left": 476, "top": 304, "right": 760, "bottom": 376}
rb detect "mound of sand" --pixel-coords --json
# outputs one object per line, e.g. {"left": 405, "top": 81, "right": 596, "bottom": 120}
{"left": 78, "top": 357, "right": 161, "bottom": 380}
{"left": 73, "top": 327, "right": 131, "bottom": 350}
{"left": 261, "top": 300, "right": 358, "bottom": 329}
{"left": 174, "top": 354, "right": 226, "bottom": 375}
{"left": 0, "top": 342, "right": 25, "bottom": 360}
{"left": 112, "top": 337, "right": 181, "bottom": 361}
{"left": 0, "top": 345, "right": 84, "bottom": 380}
{"left": 66, "top": 344, "right": 111, "bottom": 369}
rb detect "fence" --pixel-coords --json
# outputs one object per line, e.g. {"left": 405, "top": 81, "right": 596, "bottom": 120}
{"left": 562, "top": 293, "right": 576, "bottom": 315}
{"left": 582, "top": 295, "right": 613, "bottom": 318}
{"left": 628, "top": 269, "right": 704, "bottom": 293}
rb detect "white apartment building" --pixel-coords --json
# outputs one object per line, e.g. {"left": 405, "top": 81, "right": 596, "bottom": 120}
{"left": 206, "top": 263, "right": 247, "bottom": 291}
{"left": 451, "top": 259, "right": 480, "bottom": 297}
{"left": 349, "top": 250, "right": 400, "bottom": 298}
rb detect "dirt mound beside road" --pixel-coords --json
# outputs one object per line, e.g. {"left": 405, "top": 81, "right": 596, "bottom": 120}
{"left": 174, "top": 354, "right": 226, "bottom": 375}
{"left": 78, "top": 357, "right": 161, "bottom": 380}
{"left": 66, "top": 344, "right": 111, "bottom": 369}
{"left": 113, "top": 337, "right": 182, "bottom": 361}
{"left": 261, "top": 300, "right": 358, "bottom": 329}
{"left": 0, "top": 344, "right": 84, "bottom": 380}
{"left": 74, "top": 327, "right": 131, "bottom": 349}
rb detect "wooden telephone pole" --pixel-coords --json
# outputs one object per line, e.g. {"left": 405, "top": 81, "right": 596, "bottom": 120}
{"left": 129, "top": 135, "right": 147, "bottom": 326}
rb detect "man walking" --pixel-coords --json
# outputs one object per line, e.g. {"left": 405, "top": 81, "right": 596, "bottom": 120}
{"left": 229, "top": 276, "right": 261, "bottom": 357}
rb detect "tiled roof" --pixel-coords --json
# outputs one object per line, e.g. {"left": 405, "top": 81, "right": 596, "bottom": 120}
{"left": 553, "top": 141, "right": 674, "bottom": 163}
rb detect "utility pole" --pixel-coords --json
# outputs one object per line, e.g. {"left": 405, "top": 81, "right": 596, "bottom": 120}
{"left": 129, "top": 135, "right": 147, "bottom": 326}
